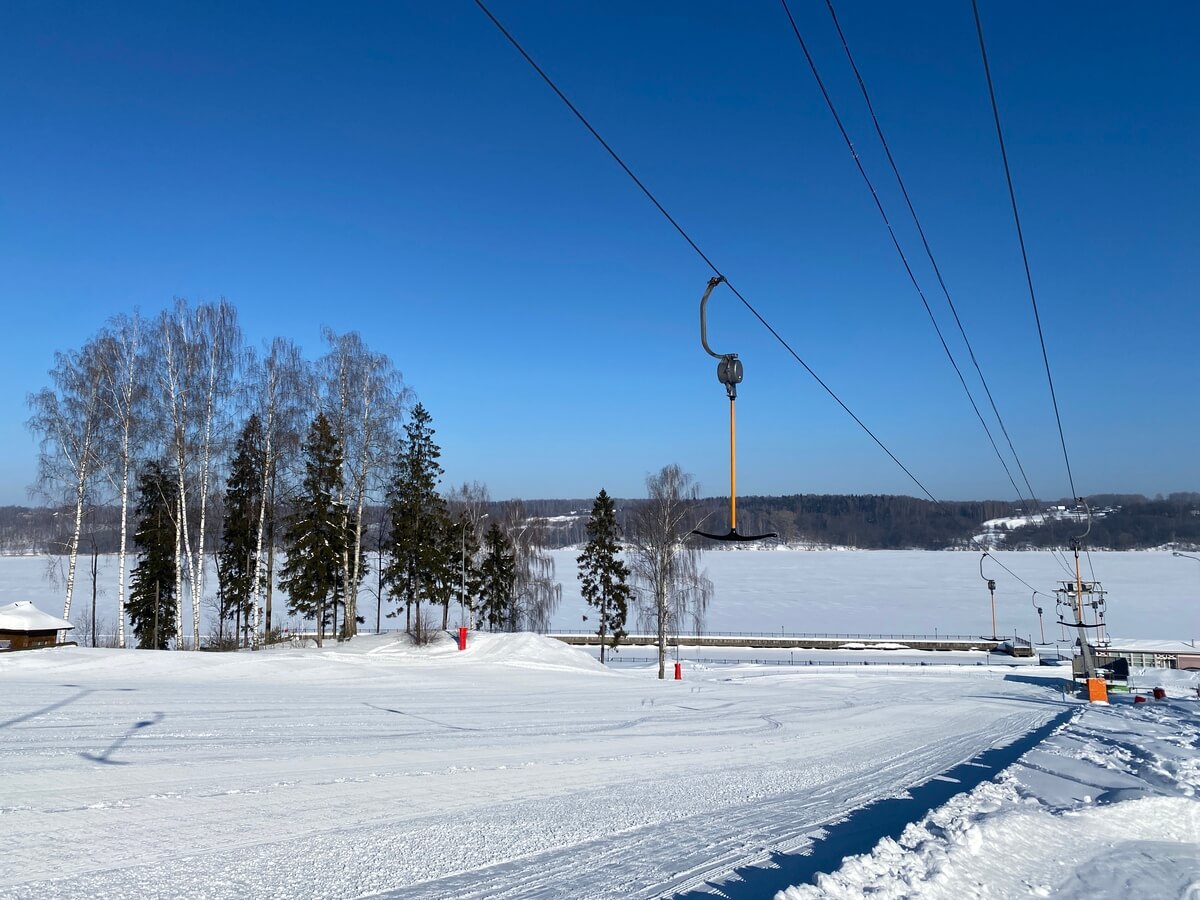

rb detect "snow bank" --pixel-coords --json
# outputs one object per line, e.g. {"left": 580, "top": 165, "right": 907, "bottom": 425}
{"left": 778, "top": 698, "right": 1200, "bottom": 899}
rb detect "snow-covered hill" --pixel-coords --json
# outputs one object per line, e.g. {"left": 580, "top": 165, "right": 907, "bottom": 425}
{"left": 3, "top": 635, "right": 1197, "bottom": 898}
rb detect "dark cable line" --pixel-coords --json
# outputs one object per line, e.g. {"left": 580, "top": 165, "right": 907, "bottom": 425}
{"left": 780, "top": 0, "right": 1073, "bottom": 579}
{"left": 819, "top": 0, "right": 1076, "bottom": 579}
{"left": 473, "top": 0, "right": 1047, "bottom": 598}
{"left": 971, "top": 0, "right": 1078, "bottom": 502}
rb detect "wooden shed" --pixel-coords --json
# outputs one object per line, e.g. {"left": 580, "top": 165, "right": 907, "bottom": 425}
{"left": 0, "top": 601, "right": 75, "bottom": 651}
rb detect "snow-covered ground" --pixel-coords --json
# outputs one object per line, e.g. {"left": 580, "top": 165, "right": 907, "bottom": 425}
{"left": 4, "top": 549, "right": 1197, "bottom": 644}
{"left": 779, "top": 690, "right": 1200, "bottom": 899}
{"left": 2, "top": 633, "right": 1197, "bottom": 899}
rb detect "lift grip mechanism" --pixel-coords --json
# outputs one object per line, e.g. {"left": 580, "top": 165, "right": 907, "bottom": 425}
{"left": 692, "top": 276, "right": 775, "bottom": 544}
{"left": 700, "top": 276, "right": 743, "bottom": 401}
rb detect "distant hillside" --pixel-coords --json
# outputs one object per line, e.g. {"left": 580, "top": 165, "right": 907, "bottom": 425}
{"left": 3, "top": 493, "right": 1197, "bottom": 554}
{"left": 502, "top": 493, "right": 1200, "bottom": 551}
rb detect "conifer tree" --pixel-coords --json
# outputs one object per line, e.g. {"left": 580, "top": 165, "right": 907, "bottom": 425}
{"left": 219, "top": 414, "right": 264, "bottom": 645}
{"left": 279, "top": 414, "right": 350, "bottom": 646}
{"left": 577, "top": 488, "right": 631, "bottom": 663}
{"left": 128, "top": 461, "right": 178, "bottom": 649}
{"left": 384, "top": 403, "right": 447, "bottom": 633}
{"left": 478, "top": 521, "right": 516, "bottom": 631}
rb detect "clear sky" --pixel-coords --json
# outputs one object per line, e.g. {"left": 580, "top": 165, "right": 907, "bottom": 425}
{"left": 2, "top": 1, "right": 1196, "bottom": 506}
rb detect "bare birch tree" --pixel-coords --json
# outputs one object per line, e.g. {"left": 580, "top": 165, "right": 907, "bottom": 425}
{"left": 628, "top": 464, "right": 713, "bottom": 679}
{"left": 27, "top": 341, "right": 106, "bottom": 622}
{"left": 500, "top": 501, "right": 562, "bottom": 633}
{"left": 245, "top": 337, "right": 311, "bottom": 645}
{"left": 93, "top": 313, "right": 149, "bottom": 648}
{"left": 320, "top": 329, "right": 408, "bottom": 639}
{"left": 154, "top": 298, "right": 241, "bottom": 648}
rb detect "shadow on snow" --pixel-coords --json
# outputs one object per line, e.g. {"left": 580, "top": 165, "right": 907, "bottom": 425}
{"left": 672, "top": 704, "right": 1074, "bottom": 900}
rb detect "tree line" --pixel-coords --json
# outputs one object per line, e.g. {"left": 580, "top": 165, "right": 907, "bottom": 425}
{"left": 25, "top": 301, "right": 568, "bottom": 650}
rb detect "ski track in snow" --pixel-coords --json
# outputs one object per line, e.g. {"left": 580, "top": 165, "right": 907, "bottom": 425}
{"left": 0, "top": 634, "right": 1068, "bottom": 899}
{"left": 778, "top": 697, "right": 1200, "bottom": 900}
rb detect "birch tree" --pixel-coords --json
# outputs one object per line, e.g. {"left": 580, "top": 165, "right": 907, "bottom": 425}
{"left": 154, "top": 298, "right": 241, "bottom": 648}
{"left": 93, "top": 313, "right": 148, "bottom": 648}
{"left": 246, "top": 337, "right": 311, "bottom": 645}
{"left": 628, "top": 465, "right": 713, "bottom": 679}
{"left": 320, "top": 329, "right": 407, "bottom": 639}
{"left": 27, "top": 341, "right": 106, "bottom": 622}
{"left": 500, "top": 501, "right": 562, "bottom": 633}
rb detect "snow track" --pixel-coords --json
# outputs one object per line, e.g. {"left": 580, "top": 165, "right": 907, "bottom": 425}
{"left": 0, "top": 636, "right": 1066, "bottom": 898}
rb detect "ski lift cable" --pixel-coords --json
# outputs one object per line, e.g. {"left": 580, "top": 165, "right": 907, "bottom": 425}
{"left": 777, "top": 0, "right": 1034, "bottom": 514}
{"left": 814, "top": 0, "right": 1078, "bottom": 581}
{"left": 971, "top": 0, "right": 1079, "bottom": 504}
{"left": 472, "top": 0, "right": 937, "bottom": 502}
{"left": 473, "top": 0, "right": 1047, "bottom": 597}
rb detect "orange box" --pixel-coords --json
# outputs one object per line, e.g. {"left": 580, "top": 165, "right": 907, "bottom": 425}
{"left": 1086, "top": 678, "right": 1108, "bottom": 703}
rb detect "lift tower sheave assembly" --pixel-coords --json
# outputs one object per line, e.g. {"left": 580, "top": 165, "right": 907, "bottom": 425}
{"left": 1055, "top": 500, "right": 1109, "bottom": 703}
{"left": 692, "top": 276, "right": 777, "bottom": 544}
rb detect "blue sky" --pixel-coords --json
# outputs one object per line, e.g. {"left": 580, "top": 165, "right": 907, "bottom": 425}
{"left": 2, "top": 1, "right": 1195, "bottom": 506}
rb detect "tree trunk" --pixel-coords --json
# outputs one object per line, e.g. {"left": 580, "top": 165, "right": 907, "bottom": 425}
{"left": 116, "top": 439, "right": 130, "bottom": 649}
{"left": 174, "top": 471, "right": 189, "bottom": 648}
{"left": 251, "top": 427, "right": 274, "bottom": 649}
{"left": 90, "top": 539, "right": 99, "bottom": 647}
{"left": 63, "top": 466, "right": 86, "bottom": 622}
{"left": 600, "top": 601, "right": 607, "bottom": 665}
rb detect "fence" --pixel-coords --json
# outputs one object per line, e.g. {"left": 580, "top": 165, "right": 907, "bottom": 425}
{"left": 598, "top": 655, "right": 991, "bottom": 668}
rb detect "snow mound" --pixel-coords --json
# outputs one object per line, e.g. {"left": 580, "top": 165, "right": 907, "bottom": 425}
{"left": 460, "top": 632, "right": 607, "bottom": 673}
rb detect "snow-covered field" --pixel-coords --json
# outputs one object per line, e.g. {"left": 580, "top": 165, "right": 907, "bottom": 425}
{"left": 3, "top": 550, "right": 1197, "bottom": 897}
{"left": 2, "top": 633, "right": 1197, "bottom": 899}
{"left": 4, "top": 549, "right": 1197, "bottom": 643}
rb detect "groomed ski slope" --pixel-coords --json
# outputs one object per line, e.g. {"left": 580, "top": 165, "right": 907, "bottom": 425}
{"left": 2, "top": 633, "right": 1068, "bottom": 899}
{"left": 780, "top": 694, "right": 1200, "bottom": 899}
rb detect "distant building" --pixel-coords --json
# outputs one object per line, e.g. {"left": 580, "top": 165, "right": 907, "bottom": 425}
{"left": 1100, "top": 638, "right": 1200, "bottom": 671}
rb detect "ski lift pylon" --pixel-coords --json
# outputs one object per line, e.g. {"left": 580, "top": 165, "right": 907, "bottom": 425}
{"left": 691, "top": 276, "right": 777, "bottom": 543}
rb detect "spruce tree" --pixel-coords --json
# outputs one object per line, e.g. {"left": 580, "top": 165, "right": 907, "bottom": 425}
{"left": 577, "top": 488, "right": 631, "bottom": 663}
{"left": 384, "top": 403, "right": 448, "bottom": 633}
{"left": 128, "top": 461, "right": 178, "bottom": 649}
{"left": 279, "top": 414, "right": 349, "bottom": 646}
{"left": 478, "top": 521, "right": 516, "bottom": 631}
{"left": 219, "top": 414, "right": 264, "bottom": 645}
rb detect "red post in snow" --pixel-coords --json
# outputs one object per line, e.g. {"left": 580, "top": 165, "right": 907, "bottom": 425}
{"left": 674, "top": 662, "right": 682, "bottom": 680}
{"left": 458, "top": 627, "right": 468, "bottom": 651}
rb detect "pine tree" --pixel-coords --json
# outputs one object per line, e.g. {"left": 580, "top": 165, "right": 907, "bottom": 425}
{"left": 577, "top": 488, "right": 632, "bottom": 663}
{"left": 219, "top": 415, "right": 264, "bottom": 645}
{"left": 478, "top": 521, "right": 516, "bottom": 631}
{"left": 128, "top": 461, "right": 178, "bottom": 649}
{"left": 279, "top": 414, "right": 349, "bottom": 646}
{"left": 384, "top": 403, "right": 447, "bottom": 633}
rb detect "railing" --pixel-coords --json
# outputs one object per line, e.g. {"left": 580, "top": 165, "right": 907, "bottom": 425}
{"left": 599, "top": 656, "right": 991, "bottom": 668}
{"left": 548, "top": 630, "right": 986, "bottom": 641}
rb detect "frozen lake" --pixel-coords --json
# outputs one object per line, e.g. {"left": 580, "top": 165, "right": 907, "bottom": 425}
{"left": 3, "top": 549, "right": 1196, "bottom": 644}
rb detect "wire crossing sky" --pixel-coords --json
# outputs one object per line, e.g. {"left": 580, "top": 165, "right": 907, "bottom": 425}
{"left": 0, "top": 1, "right": 1195, "bottom": 506}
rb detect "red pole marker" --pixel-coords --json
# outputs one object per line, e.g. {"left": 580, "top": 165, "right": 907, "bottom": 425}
{"left": 458, "top": 627, "right": 468, "bottom": 651}
{"left": 674, "top": 662, "right": 682, "bottom": 680}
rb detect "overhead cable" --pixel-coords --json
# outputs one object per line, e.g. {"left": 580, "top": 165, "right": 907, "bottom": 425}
{"left": 971, "top": 0, "right": 1079, "bottom": 501}
{"left": 814, "top": 0, "right": 1077, "bottom": 578}
{"left": 473, "top": 0, "right": 1047, "bottom": 597}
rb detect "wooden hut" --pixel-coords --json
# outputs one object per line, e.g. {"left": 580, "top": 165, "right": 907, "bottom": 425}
{"left": 0, "top": 601, "right": 75, "bottom": 651}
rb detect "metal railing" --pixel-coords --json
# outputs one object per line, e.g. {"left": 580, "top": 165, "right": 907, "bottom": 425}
{"left": 598, "top": 656, "right": 993, "bottom": 668}
{"left": 548, "top": 630, "right": 986, "bottom": 641}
